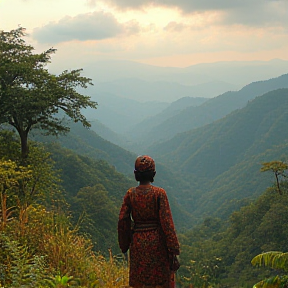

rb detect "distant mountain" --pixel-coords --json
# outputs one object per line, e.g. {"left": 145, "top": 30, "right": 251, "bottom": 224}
{"left": 81, "top": 60, "right": 218, "bottom": 85}
{"left": 140, "top": 73, "right": 288, "bottom": 146}
{"left": 88, "top": 78, "right": 237, "bottom": 102}
{"left": 185, "top": 59, "right": 288, "bottom": 87}
{"left": 125, "top": 96, "right": 208, "bottom": 150}
{"left": 83, "top": 92, "right": 169, "bottom": 134}
{"left": 81, "top": 59, "right": 288, "bottom": 88}
{"left": 160, "top": 97, "right": 209, "bottom": 113}
{"left": 147, "top": 88, "right": 288, "bottom": 218}
{"left": 88, "top": 118, "right": 128, "bottom": 148}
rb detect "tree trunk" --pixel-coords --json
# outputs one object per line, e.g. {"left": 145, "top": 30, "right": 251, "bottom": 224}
{"left": 19, "top": 130, "right": 29, "bottom": 158}
{"left": 0, "top": 192, "right": 7, "bottom": 230}
{"left": 275, "top": 173, "right": 283, "bottom": 195}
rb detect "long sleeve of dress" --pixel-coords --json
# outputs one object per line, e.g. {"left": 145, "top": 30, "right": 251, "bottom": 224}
{"left": 118, "top": 190, "right": 132, "bottom": 253}
{"left": 158, "top": 189, "right": 180, "bottom": 255}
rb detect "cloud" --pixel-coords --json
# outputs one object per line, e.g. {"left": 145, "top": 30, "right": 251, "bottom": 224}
{"left": 33, "top": 11, "right": 139, "bottom": 44}
{"left": 123, "top": 19, "right": 141, "bottom": 35}
{"left": 163, "top": 21, "right": 186, "bottom": 32}
{"left": 88, "top": 0, "right": 288, "bottom": 28}
{"left": 221, "top": 1, "right": 288, "bottom": 27}
{"left": 89, "top": 0, "right": 275, "bottom": 11}
{"left": 87, "top": 0, "right": 255, "bottom": 11}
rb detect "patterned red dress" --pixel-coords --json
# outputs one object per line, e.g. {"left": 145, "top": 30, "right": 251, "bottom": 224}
{"left": 118, "top": 184, "right": 180, "bottom": 288}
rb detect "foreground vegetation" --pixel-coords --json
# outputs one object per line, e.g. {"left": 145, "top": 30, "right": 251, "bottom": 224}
{"left": 0, "top": 133, "right": 129, "bottom": 287}
{"left": 178, "top": 164, "right": 288, "bottom": 288}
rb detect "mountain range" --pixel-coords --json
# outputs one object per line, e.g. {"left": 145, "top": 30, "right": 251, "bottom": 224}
{"left": 32, "top": 121, "right": 195, "bottom": 230}
{"left": 83, "top": 92, "right": 170, "bottom": 134}
{"left": 129, "top": 73, "right": 288, "bottom": 148}
{"left": 82, "top": 59, "right": 288, "bottom": 88}
{"left": 87, "top": 78, "right": 236, "bottom": 102}
{"left": 31, "top": 67, "right": 288, "bottom": 228}
{"left": 148, "top": 88, "right": 288, "bottom": 218}
{"left": 81, "top": 70, "right": 288, "bottom": 152}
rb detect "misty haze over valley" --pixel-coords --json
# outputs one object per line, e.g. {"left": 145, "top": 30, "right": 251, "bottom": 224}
{"left": 39, "top": 58, "right": 288, "bottom": 223}
{"left": 79, "top": 59, "right": 288, "bottom": 152}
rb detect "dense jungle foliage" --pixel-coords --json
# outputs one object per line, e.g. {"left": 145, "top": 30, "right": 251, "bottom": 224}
{"left": 0, "top": 132, "right": 129, "bottom": 287}
{"left": 179, "top": 176, "right": 288, "bottom": 288}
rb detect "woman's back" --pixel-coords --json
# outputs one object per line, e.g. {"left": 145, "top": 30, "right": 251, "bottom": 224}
{"left": 130, "top": 185, "right": 160, "bottom": 222}
{"left": 118, "top": 155, "right": 179, "bottom": 288}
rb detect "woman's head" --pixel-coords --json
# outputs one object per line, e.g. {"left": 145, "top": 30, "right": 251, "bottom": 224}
{"left": 134, "top": 155, "right": 156, "bottom": 183}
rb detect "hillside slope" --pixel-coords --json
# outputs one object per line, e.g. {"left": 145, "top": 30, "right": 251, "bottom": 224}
{"left": 84, "top": 91, "right": 169, "bottom": 134}
{"left": 148, "top": 88, "right": 288, "bottom": 217}
{"left": 33, "top": 121, "right": 137, "bottom": 175}
{"left": 126, "top": 96, "right": 208, "bottom": 149}
{"left": 33, "top": 124, "right": 195, "bottom": 229}
{"left": 46, "top": 142, "right": 194, "bottom": 230}
{"left": 142, "top": 73, "right": 288, "bottom": 146}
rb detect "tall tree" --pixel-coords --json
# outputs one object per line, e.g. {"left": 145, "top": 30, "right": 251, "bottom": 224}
{"left": 261, "top": 161, "right": 288, "bottom": 195}
{"left": 0, "top": 27, "right": 97, "bottom": 157}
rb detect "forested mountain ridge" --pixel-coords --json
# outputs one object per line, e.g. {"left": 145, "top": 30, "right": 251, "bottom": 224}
{"left": 33, "top": 121, "right": 137, "bottom": 175}
{"left": 140, "top": 73, "right": 288, "bottom": 146}
{"left": 83, "top": 91, "right": 170, "bottom": 134}
{"left": 33, "top": 128, "right": 195, "bottom": 230}
{"left": 46, "top": 143, "right": 134, "bottom": 253}
{"left": 34, "top": 86, "right": 288, "bottom": 223}
{"left": 89, "top": 119, "right": 128, "bottom": 148}
{"left": 125, "top": 96, "right": 208, "bottom": 148}
{"left": 179, "top": 181, "right": 288, "bottom": 288}
{"left": 148, "top": 88, "right": 288, "bottom": 217}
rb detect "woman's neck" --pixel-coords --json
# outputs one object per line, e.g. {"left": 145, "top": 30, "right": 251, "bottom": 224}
{"left": 139, "top": 181, "right": 151, "bottom": 186}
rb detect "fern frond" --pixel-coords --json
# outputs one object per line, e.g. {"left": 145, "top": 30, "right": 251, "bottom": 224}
{"left": 0, "top": 233, "right": 50, "bottom": 287}
{"left": 253, "top": 275, "right": 288, "bottom": 288}
{"left": 253, "top": 276, "right": 280, "bottom": 288}
{"left": 252, "top": 251, "right": 288, "bottom": 272}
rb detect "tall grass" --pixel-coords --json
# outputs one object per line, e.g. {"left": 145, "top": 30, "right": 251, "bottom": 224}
{"left": 0, "top": 205, "right": 129, "bottom": 288}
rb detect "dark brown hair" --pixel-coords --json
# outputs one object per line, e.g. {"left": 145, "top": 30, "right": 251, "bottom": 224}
{"left": 134, "top": 170, "right": 156, "bottom": 183}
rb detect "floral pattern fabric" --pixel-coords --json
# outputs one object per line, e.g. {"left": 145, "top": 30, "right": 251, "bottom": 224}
{"left": 118, "top": 185, "right": 180, "bottom": 288}
{"left": 134, "top": 155, "right": 155, "bottom": 172}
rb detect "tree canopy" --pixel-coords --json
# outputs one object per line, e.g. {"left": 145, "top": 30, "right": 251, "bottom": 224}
{"left": 261, "top": 161, "right": 288, "bottom": 195}
{"left": 0, "top": 27, "right": 97, "bottom": 157}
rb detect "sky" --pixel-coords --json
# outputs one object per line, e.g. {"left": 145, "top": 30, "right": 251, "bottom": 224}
{"left": 1, "top": 0, "right": 288, "bottom": 69}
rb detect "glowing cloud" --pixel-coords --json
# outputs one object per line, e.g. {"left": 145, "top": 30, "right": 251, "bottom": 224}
{"left": 33, "top": 11, "right": 140, "bottom": 44}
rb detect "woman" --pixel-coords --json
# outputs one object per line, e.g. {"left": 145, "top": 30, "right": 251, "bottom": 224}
{"left": 118, "top": 155, "right": 180, "bottom": 288}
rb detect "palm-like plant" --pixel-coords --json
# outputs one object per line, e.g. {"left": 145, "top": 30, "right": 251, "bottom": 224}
{"left": 45, "top": 275, "right": 80, "bottom": 288}
{"left": 251, "top": 251, "right": 288, "bottom": 288}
